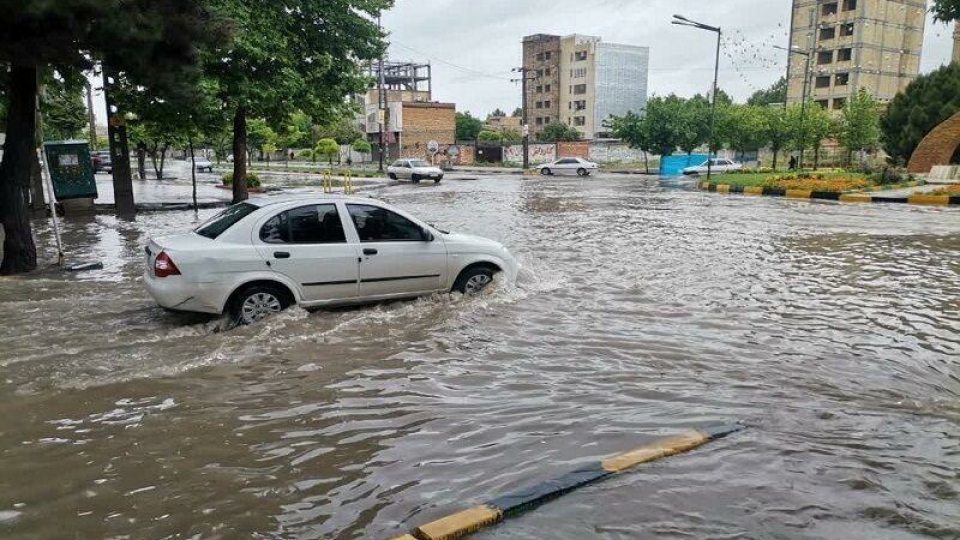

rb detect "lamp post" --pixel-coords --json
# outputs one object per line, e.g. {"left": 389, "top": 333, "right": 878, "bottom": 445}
{"left": 511, "top": 67, "right": 537, "bottom": 170}
{"left": 775, "top": 45, "right": 811, "bottom": 170}
{"left": 672, "top": 14, "right": 721, "bottom": 183}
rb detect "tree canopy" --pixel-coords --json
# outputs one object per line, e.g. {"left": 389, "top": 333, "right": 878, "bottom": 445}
{"left": 538, "top": 121, "right": 582, "bottom": 142}
{"left": 838, "top": 88, "right": 880, "bottom": 159}
{"left": 881, "top": 63, "right": 960, "bottom": 165}
{"left": 931, "top": 0, "right": 960, "bottom": 21}
{"left": 747, "top": 77, "right": 787, "bottom": 107}
{"left": 456, "top": 112, "right": 483, "bottom": 140}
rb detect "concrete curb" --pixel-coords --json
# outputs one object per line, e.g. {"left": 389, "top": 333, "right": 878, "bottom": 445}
{"left": 385, "top": 423, "right": 744, "bottom": 540}
{"left": 700, "top": 182, "right": 960, "bottom": 206}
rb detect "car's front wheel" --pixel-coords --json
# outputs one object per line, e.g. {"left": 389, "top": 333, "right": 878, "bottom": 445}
{"left": 540, "top": 168, "right": 551, "bottom": 176}
{"left": 453, "top": 265, "right": 496, "bottom": 295}
{"left": 577, "top": 168, "right": 588, "bottom": 176}
{"left": 229, "top": 284, "right": 293, "bottom": 325}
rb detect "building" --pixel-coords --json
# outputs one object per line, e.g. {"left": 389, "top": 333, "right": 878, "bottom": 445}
{"left": 359, "top": 61, "right": 456, "bottom": 162}
{"left": 523, "top": 34, "right": 649, "bottom": 140}
{"left": 484, "top": 114, "right": 523, "bottom": 133}
{"left": 786, "top": 0, "right": 926, "bottom": 111}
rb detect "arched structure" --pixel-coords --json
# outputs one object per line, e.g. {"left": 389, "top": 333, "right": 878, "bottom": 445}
{"left": 907, "top": 111, "right": 960, "bottom": 174}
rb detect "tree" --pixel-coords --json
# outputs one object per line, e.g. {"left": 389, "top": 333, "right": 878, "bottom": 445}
{"left": 932, "top": 0, "right": 960, "bottom": 21}
{"left": 881, "top": 63, "right": 960, "bottom": 165}
{"left": 352, "top": 138, "right": 372, "bottom": 163}
{"left": 501, "top": 128, "right": 523, "bottom": 143}
{"left": 786, "top": 101, "right": 834, "bottom": 169}
{"left": 203, "top": 0, "right": 388, "bottom": 205}
{"left": 644, "top": 95, "right": 683, "bottom": 157}
{"left": 42, "top": 76, "right": 88, "bottom": 141}
{"left": 456, "top": 111, "right": 483, "bottom": 141}
{"left": 538, "top": 121, "right": 582, "bottom": 142}
{"left": 511, "top": 107, "right": 523, "bottom": 118}
{"left": 677, "top": 95, "right": 711, "bottom": 155}
{"left": 318, "top": 115, "right": 364, "bottom": 145}
{"left": 315, "top": 138, "right": 339, "bottom": 165}
{"left": 838, "top": 88, "right": 880, "bottom": 164}
{"left": 724, "top": 105, "right": 769, "bottom": 161}
{"left": 747, "top": 77, "right": 787, "bottom": 107}
{"left": 246, "top": 118, "right": 278, "bottom": 161}
{"left": 608, "top": 110, "right": 655, "bottom": 173}
{"left": 477, "top": 130, "right": 504, "bottom": 142}
{"left": 488, "top": 108, "right": 506, "bottom": 119}
{"left": 763, "top": 105, "right": 790, "bottom": 170}
{"left": 0, "top": 0, "right": 224, "bottom": 274}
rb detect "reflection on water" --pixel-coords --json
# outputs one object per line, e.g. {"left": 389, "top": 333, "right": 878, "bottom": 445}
{"left": 1, "top": 176, "right": 958, "bottom": 540}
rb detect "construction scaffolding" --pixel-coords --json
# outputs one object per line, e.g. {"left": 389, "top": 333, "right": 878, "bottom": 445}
{"left": 368, "top": 61, "right": 432, "bottom": 100}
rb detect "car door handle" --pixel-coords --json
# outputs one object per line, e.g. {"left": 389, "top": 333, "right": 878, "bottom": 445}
{"left": 363, "top": 248, "right": 378, "bottom": 256}
{"left": 274, "top": 251, "right": 291, "bottom": 259}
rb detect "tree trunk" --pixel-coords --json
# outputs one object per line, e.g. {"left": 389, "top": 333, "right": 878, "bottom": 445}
{"left": 232, "top": 107, "right": 249, "bottom": 204}
{"left": 643, "top": 151, "right": 650, "bottom": 175}
{"left": 29, "top": 151, "right": 46, "bottom": 217}
{"left": 188, "top": 136, "right": 198, "bottom": 212}
{"left": 103, "top": 67, "right": 136, "bottom": 218}
{"left": 157, "top": 143, "right": 168, "bottom": 179}
{"left": 136, "top": 143, "right": 147, "bottom": 180}
{"left": 150, "top": 143, "right": 161, "bottom": 180}
{"left": 0, "top": 63, "right": 40, "bottom": 274}
{"left": 772, "top": 149, "right": 779, "bottom": 171}
{"left": 815, "top": 147, "right": 822, "bottom": 170}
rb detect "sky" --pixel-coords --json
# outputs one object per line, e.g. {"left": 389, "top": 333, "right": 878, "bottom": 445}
{"left": 381, "top": 0, "right": 957, "bottom": 117}
{"left": 91, "top": 0, "right": 957, "bottom": 123}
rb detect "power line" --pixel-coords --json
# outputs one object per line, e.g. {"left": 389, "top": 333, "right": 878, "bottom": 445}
{"left": 391, "top": 40, "right": 514, "bottom": 82}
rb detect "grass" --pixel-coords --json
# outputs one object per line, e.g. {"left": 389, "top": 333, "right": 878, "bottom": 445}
{"left": 928, "top": 185, "right": 960, "bottom": 196}
{"left": 707, "top": 170, "right": 909, "bottom": 193}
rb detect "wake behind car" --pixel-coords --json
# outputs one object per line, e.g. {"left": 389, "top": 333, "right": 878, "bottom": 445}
{"left": 537, "top": 157, "right": 599, "bottom": 176}
{"left": 682, "top": 158, "right": 743, "bottom": 176}
{"left": 144, "top": 195, "right": 518, "bottom": 325}
{"left": 387, "top": 159, "right": 444, "bottom": 183}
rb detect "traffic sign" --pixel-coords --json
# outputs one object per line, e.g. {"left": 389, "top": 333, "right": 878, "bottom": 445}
{"left": 428, "top": 140, "right": 440, "bottom": 155}
{"left": 447, "top": 145, "right": 460, "bottom": 157}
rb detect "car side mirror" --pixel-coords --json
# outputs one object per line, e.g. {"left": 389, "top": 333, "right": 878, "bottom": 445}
{"left": 421, "top": 228, "right": 435, "bottom": 242}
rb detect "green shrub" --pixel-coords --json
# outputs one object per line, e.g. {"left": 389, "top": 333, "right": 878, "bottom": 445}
{"left": 222, "top": 172, "right": 262, "bottom": 188}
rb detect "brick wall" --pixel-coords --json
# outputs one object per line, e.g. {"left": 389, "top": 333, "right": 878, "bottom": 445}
{"left": 558, "top": 141, "right": 591, "bottom": 159}
{"left": 400, "top": 102, "right": 456, "bottom": 160}
{"left": 908, "top": 111, "right": 960, "bottom": 173}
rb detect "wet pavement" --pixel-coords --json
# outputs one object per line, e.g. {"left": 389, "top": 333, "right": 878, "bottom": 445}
{"left": 1, "top": 174, "right": 959, "bottom": 540}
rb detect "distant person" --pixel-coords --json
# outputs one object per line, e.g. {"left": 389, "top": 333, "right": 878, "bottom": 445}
{"left": 788, "top": 156, "right": 798, "bottom": 170}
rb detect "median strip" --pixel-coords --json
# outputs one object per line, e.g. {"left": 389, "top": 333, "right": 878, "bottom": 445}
{"left": 386, "top": 423, "right": 743, "bottom": 540}
{"left": 701, "top": 182, "right": 960, "bottom": 206}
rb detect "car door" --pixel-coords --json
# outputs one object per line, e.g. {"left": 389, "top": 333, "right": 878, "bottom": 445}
{"left": 556, "top": 158, "right": 579, "bottom": 175}
{"left": 253, "top": 203, "right": 359, "bottom": 303}
{"left": 346, "top": 203, "right": 447, "bottom": 298}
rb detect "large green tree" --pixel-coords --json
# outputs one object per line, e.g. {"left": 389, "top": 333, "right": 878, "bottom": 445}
{"left": 0, "top": 0, "right": 224, "bottom": 274}
{"left": 881, "top": 63, "right": 960, "bottom": 165}
{"left": 608, "top": 110, "right": 655, "bottom": 173}
{"left": 838, "top": 89, "right": 880, "bottom": 164}
{"left": 763, "top": 105, "right": 791, "bottom": 170}
{"left": 203, "top": 0, "right": 389, "bottom": 204}
{"left": 747, "top": 77, "right": 787, "bottom": 107}
{"left": 724, "top": 105, "right": 769, "bottom": 161}
{"left": 787, "top": 101, "right": 835, "bottom": 168}
{"left": 538, "top": 121, "right": 582, "bottom": 142}
{"left": 456, "top": 111, "right": 483, "bottom": 141}
{"left": 643, "top": 95, "right": 684, "bottom": 157}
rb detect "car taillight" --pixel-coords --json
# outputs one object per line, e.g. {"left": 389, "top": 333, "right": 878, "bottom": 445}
{"left": 154, "top": 251, "right": 181, "bottom": 278}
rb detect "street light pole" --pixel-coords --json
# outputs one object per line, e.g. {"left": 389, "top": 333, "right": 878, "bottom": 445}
{"left": 512, "top": 67, "right": 535, "bottom": 170}
{"left": 672, "top": 15, "right": 721, "bottom": 183}
{"left": 377, "top": 12, "right": 386, "bottom": 172}
{"left": 775, "top": 45, "right": 812, "bottom": 170}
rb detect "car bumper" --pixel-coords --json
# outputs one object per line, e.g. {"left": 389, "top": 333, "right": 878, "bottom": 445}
{"left": 143, "top": 273, "right": 225, "bottom": 315}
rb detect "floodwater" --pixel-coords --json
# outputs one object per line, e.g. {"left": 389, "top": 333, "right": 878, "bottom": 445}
{"left": 1, "top": 175, "right": 958, "bottom": 540}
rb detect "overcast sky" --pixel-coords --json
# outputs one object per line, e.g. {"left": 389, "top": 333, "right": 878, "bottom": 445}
{"left": 382, "top": 0, "right": 957, "bottom": 117}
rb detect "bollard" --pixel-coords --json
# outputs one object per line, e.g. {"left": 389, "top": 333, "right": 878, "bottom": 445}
{"left": 344, "top": 170, "right": 354, "bottom": 194}
{"left": 322, "top": 170, "right": 333, "bottom": 193}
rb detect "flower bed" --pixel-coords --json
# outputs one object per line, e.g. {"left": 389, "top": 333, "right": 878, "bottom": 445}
{"left": 929, "top": 184, "right": 960, "bottom": 196}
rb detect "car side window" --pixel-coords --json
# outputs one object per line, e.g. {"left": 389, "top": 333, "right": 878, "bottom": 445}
{"left": 260, "top": 204, "right": 346, "bottom": 244}
{"left": 558, "top": 158, "right": 576, "bottom": 165}
{"left": 347, "top": 204, "right": 424, "bottom": 242}
{"left": 391, "top": 160, "right": 404, "bottom": 167}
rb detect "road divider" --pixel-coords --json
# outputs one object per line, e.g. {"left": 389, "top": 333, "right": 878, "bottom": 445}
{"left": 386, "top": 423, "right": 743, "bottom": 540}
{"left": 700, "top": 182, "right": 960, "bottom": 206}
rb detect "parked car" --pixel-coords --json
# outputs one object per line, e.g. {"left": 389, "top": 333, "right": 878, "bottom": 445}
{"left": 191, "top": 157, "right": 214, "bottom": 173}
{"left": 91, "top": 151, "right": 112, "bottom": 173}
{"left": 387, "top": 159, "right": 444, "bottom": 183}
{"left": 682, "top": 158, "right": 743, "bottom": 176}
{"left": 536, "top": 157, "right": 599, "bottom": 176}
{"left": 144, "top": 195, "right": 518, "bottom": 325}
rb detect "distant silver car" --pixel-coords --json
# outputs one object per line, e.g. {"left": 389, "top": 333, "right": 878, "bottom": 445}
{"left": 682, "top": 158, "right": 743, "bottom": 176}
{"left": 387, "top": 159, "right": 444, "bottom": 184}
{"left": 192, "top": 157, "right": 214, "bottom": 173}
{"left": 537, "top": 157, "right": 599, "bottom": 176}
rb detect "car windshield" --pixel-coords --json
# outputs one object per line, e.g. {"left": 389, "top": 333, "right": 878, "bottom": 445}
{"left": 195, "top": 202, "right": 259, "bottom": 239}
{"left": 410, "top": 160, "right": 431, "bottom": 167}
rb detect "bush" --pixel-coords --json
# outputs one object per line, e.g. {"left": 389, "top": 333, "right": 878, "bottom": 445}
{"left": 867, "top": 168, "right": 916, "bottom": 186}
{"left": 222, "top": 172, "right": 262, "bottom": 188}
{"left": 297, "top": 149, "right": 314, "bottom": 159}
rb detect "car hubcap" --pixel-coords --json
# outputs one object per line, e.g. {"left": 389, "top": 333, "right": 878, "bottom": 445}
{"left": 241, "top": 292, "right": 282, "bottom": 323}
{"left": 464, "top": 274, "right": 493, "bottom": 295}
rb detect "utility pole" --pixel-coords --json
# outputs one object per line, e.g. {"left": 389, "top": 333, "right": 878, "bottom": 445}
{"left": 85, "top": 80, "right": 97, "bottom": 149}
{"left": 102, "top": 67, "right": 136, "bottom": 218}
{"left": 511, "top": 67, "right": 533, "bottom": 170}
{"left": 377, "top": 12, "right": 386, "bottom": 172}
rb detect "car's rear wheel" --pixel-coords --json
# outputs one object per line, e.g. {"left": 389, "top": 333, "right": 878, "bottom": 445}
{"left": 412, "top": 174, "right": 421, "bottom": 184}
{"left": 229, "top": 284, "right": 292, "bottom": 325}
{"left": 577, "top": 168, "right": 587, "bottom": 176}
{"left": 453, "top": 266, "right": 496, "bottom": 295}
{"left": 540, "top": 168, "right": 551, "bottom": 176}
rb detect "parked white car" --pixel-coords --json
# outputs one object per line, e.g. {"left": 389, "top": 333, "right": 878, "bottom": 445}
{"left": 191, "top": 157, "right": 214, "bottom": 173}
{"left": 537, "top": 157, "right": 599, "bottom": 176}
{"left": 144, "top": 195, "right": 518, "bottom": 324}
{"left": 682, "top": 158, "right": 743, "bottom": 176}
{"left": 387, "top": 159, "right": 444, "bottom": 183}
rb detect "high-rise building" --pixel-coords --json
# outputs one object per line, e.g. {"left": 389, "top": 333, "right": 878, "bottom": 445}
{"left": 523, "top": 34, "right": 649, "bottom": 140}
{"left": 786, "top": 0, "right": 926, "bottom": 112}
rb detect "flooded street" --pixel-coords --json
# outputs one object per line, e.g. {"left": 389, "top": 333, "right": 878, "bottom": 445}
{"left": 1, "top": 175, "right": 958, "bottom": 539}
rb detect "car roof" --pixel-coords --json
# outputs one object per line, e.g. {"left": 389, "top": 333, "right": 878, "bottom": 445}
{"left": 249, "top": 193, "right": 382, "bottom": 208}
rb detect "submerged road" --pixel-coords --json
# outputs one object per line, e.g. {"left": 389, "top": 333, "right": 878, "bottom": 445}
{"left": 1, "top": 174, "right": 958, "bottom": 539}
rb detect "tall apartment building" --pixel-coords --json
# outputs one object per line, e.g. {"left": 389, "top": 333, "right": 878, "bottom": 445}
{"left": 786, "top": 0, "right": 926, "bottom": 111}
{"left": 523, "top": 34, "right": 649, "bottom": 140}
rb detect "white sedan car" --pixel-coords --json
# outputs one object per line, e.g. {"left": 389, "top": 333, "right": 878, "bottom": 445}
{"left": 191, "top": 157, "right": 214, "bottom": 173}
{"left": 537, "top": 157, "right": 599, "bottom": 176}
{"left": 387, "top": 159, "right": 444, "bottom": 183}
{"left": 144, "top": 195, "right": 518, "bottom": 325}
{"left": 682, "top": 158, "right": 743, "bottom": 176}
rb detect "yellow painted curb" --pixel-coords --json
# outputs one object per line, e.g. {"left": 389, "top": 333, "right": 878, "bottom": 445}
{"left": 602, "top": 430, "right": 707, "bottom": 473}
{"left": 785, "top": 189, "right": 812, "bottom": 199}
{"left": 839, "top": 193, "right": 872, "bottom": 203}
{"left": 700, "top": 182, "right": 711, "bottom": 190}
{"left": 908, "top": 195, "right": 950, "bottom": 206}
{"left": 524, "top": 169, "right": 539, "bottom": 176}
{"left": 415, "top": 505, "right": 503, "bottom": 540}
{"left": 716, "top": 184, "right": 731, "bottom": 194}
{"left": 744, "top": 186, "right": 764, "bottom": 195}
{"left": 389, "top": 536, "right": 419, "bottom": 540}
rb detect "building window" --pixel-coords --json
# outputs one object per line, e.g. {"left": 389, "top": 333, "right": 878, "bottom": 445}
{"left": 822, "top": 2, "right": 838, "bottom": 16}
{"left": 574, "top": 100, "right": 587, "bottom": 111}
{"left": 842, "top": 0, "right": 857, "bottom": 11}
{"left": 575, "top": 50, "right": 588, "bottom": 61}
{"left": 536, "top": 117, "right": 544, "bottom": 126}
{"left": 536, "top": 85, "right": 543, "bottom": 93}
{"left": 535, "top": 101, "right": 543, "bottom": 109}
{"left": 573, "top": 84, "right": 587, "bottom": 95}
{"left": 544, "top": 51, "right": 552, "bottom": 60}
{"left": 545, "top": 84, "right": 551, "bottom": 92}
{"left": 817, "top": 51, "right": 833, "bottom": 65}
{"left": 835, "top": 72, "right": 850, "bottom": 86}
{"left": 544, "top": 100, "right": 551, "bottom": 108}
{"left": 838, "top": 48, "right": 852, "bottom": 62}
{"left": 816, "top": 100, "right": 829, "bottom": 109}
{"left": 536, "top": 69, "right": 544, "bottom": 78}
{"left": 536, "top": 52, "right": 544, "bottom": 62}
{"left": 815, "top": 76, "right": 831, "bottom": 88}
{"left": 574, "top": 116, "right": 586, "bottom": 126}
{"left": 840, "top": 22, "right": 855, "bottom": 37}
{"left": 833, "top": 97, "right": 847, "bottom": 110}
{"left": 544, "top": 67, "right": 551, "bottom": 76}
{"left": 820, "top": 27, "right": 836, "bottom": 40}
